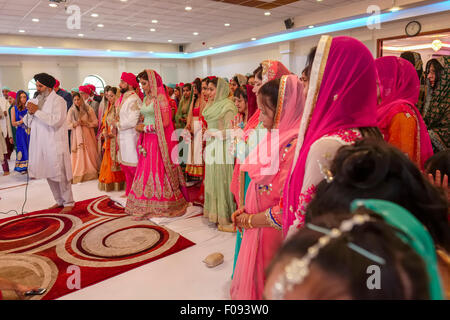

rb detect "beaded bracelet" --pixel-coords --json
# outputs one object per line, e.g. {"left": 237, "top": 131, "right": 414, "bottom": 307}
{"left": 144, "top": 124, "right": 155, "bottom": 133}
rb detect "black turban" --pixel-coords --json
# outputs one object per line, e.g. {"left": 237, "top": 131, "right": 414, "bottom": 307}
{"left": 34, "top": 73, "right": 56, "bottom": 89}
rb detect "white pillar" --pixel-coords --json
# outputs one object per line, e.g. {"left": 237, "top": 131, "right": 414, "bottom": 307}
{"left": 279, "top": 42, "right": 295, "bottom": 73}
{"left": 202, "top": 57, "right": 211, "bottom": 78}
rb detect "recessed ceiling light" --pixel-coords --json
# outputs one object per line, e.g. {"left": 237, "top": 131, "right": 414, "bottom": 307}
{"left": 91, "top": 13, "right": 99, "bottom": 17}
{"left": 185, "top": 6, "right": 192, "bottom": 11}
{"left": 150, "top": 28, "right": 156, "bottom": 32}
{"left": 149, "top": 51, "right": 154, "bottom": 53}
{"left": 78, "top": 33, "right": 84, "bottom": 37}
{"left": 224, "top": 23, "right": 230, "bottom": 27}
{"left": 49, "top": 3, "right": 57, "bottom": 7}
{"left": 308, "top": 25, "right": 314, "bottom": 28}
{"left": 37, "top": 46, "right": 43, "bottom": 49}
{"left": 32, "top": 18, "right": 39, "bottom": 22}
{"left": 120, "top": 0, "right": 128, "bottom": 2}
{"left": 184, "top": 52, "right": 188, "bottom": 55}
{"left": 390, "top": 6, "right": 401, "bottom": 12}
{"left": 264, "top": 12, "right": 271, "bottom": 16}
{"left": 152, "top": 20, "right": 158, "bottom": 24}
{"left": 168, "top": 40, "right": 173, "bottom": 42}
{"left": 251, "top": 37, "right": 256, "bottom": 41}
{"left": 209, "top": 47, "right": 214, "bottom": 50}
{"left": 97, "top": 24, "right": 104, "bottom": 27}
{"left": 107, "top": 49, "right": 111, "bottom": 52}
{"left": 193, "top": 32, "right": 199, "bottom": 35}
{"left": 126, "top": 36, "right": 132, "bottom": 40}
{"left": 19, "top": 30, "right": 25, "bottom": 33}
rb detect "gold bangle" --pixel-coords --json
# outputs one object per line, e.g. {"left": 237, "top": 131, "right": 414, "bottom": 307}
{"left": 248, "top": 214, "right": 254, "bottom": 229}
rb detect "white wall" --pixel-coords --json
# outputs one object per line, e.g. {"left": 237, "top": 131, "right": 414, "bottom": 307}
{"left": 0, "top": 55, "right": 192, "bottom": 92}
{"left": 194, "top": 10, "right": 450, "bottom": 78}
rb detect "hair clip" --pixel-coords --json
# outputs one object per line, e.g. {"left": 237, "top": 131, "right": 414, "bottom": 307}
{"left": 271, "top": 214, "right": 385, "bottom": 300}
{"left": 317, "top": 159, "right": 334, "bottom": 183}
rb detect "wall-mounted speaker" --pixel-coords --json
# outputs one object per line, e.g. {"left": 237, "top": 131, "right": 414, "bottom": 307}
{"left": 284, "top": 18, "right": 294, "bottom": 30}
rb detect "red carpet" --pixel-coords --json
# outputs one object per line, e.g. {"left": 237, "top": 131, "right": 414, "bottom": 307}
{"left": 0, "top": 196, "right": 195, "bottom": 300}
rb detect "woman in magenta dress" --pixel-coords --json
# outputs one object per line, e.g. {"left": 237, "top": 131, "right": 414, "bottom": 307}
{"left": 375, "top": 56, "right": 433, "bottom": 169}
{"left": 125, "top": 69, "right": 188, "bottom": 220}
{"left": 283, "top": 36, "right": 383, "bottom": 239}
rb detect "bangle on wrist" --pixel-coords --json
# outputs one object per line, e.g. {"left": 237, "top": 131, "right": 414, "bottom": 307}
{"left": 247, "top": 214, "right": 254, "bottom": 229}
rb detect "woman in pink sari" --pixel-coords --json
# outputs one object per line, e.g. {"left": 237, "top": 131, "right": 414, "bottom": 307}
{"left": 230, "top": 74, "right": 305, "bottom": 300}
{"left": 125, "top": 69, "right": 188, "bottom": 220}
{"left": 67, "top": 92, "right": 100, "bottom": 183}
{"left": 230, "top": 60, "right": 291, "bottom": 278}
{"left": 375, "top": 56, "right": 433, "bottom": 169}
{"left": 283, "top": 36, "right": 383, "bottom": 239}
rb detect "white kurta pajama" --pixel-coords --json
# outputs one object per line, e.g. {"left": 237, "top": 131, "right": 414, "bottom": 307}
{"left": 118, "top": 91, "right": 141, "bottom": 167}
{"left": 0, "top": 97, "right": 10, "bottom": 162}
{"left": 23, "top": 90, "right": 74, "bottom": 207}
{"left": 117, "top": 90, "right": 141, "bottom": 196}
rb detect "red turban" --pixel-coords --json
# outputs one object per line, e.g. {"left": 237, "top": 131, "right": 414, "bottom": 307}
{"left": 54, "top": 79, "right": 60, "bottom": 89}
{"left": 7, "top": 91, "right": 16, "bottom": 99}
{"left": 79, "top": 85, "right": 91, "bottom": 94}
{"left": 121, "top": 72, "right": 139, "bottom": 89}
{"left": 87, "top": 84, "right": 96, "bottom": 94}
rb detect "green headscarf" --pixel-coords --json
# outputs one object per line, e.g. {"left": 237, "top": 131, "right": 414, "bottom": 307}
{"left": 202, "top": 77, "right": 237, "bottom": 126}
{"left": 351, "top": 199, "right": 445, "bottom": 300}
{"left": 174, "top": 84, "right": 193, "bottom": 129}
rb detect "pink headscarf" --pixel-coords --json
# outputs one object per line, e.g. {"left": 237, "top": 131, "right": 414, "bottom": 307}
{"left": 241, "top": 74, "right": 305, "bottom": 186}
{"left": 283, "top": 36, "right": 379, "bottom": 236}
{"left": 375, "top": 56, "right": 433, "bottom": 169}
{"left": 230, "top": 60, "right": 291, "bottom": 207}
{"left": 245, "top": 84, "right": 257, "bottom": 119}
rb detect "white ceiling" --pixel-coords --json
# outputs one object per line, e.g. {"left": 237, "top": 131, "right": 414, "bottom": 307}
{"left": 0, "top": 0, "right": 359, "bottom": 44}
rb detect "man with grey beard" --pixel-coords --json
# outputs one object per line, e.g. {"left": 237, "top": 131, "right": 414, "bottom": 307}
{"left": 23, "top": 73, "right": 74, "bottom": 213}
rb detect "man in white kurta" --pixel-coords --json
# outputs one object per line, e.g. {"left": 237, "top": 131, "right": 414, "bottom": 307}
{"left": 0, "top": 95, "right": 11, "bottom": 174}
{"left": 115, "top": 72, "right": 142, "bottom": 197}
{"left": 23, "top": 73, "right": 74, "bottom": 213}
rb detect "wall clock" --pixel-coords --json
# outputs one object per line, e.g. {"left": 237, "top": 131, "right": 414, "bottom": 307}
{"left": 405, "top": 21, "right": 421, "bottom": 37}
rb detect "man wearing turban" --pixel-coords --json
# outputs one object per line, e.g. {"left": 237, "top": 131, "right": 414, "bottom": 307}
{"left": 0, "top": 88, "right": 11, "bottom": 175}
{"left": 79, "top": 85, "right": 100, "bottom": 122}
{"left": 54, "top": 79, "right": 73, "bottom": 111}
{"left": 112, "top": 72, "right": 142, "bottom": 198}
{"left": 23, "top": 73, "right": 74, "bottom": 213}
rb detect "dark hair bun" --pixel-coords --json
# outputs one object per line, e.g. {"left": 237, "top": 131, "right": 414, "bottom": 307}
{"left": 335, "top": 142, "right": 389, "bottom": 189}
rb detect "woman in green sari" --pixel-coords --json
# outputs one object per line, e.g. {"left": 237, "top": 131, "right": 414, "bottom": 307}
{"left": 423, "top": 56, "right": 449, "bottom": 152}
{"left": 203, "top": 77, "right": 237, "bottom": 232}
{"left": 174, "top": 83, "right": 193, "bottom": 130}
